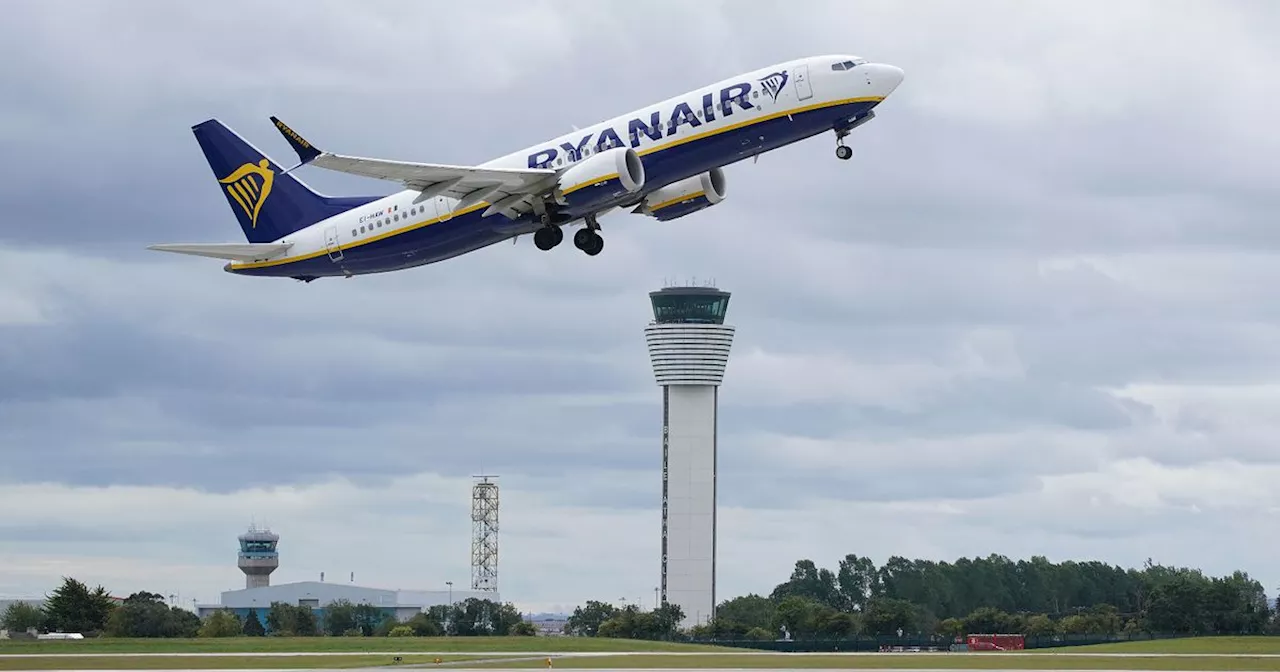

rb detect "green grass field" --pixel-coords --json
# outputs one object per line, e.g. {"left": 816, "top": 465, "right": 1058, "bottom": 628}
{"left": 0, "top": 636, "right": 737, "bottom": 655}
{"left": 6, "top": 636, "right": 1280, "bottom": 671}
{"left": 3, "top": 652, "right": 1280, "bottom": 672}
{"left": 1039, "top": 638, "right": 1280, "bottom": 655}
{"left": 475, "top": 653, "right": 1280, "bottom": 670}
{"left": 466, "top": 653, "right": 1280, "bottom": 670}
{"left": 0, "top": 654, "right": 500, "bottom": 670}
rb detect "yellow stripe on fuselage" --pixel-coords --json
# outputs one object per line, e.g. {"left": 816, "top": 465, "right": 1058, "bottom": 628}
{"left": 228, "top": 95, "right": 883, "bottom": 271}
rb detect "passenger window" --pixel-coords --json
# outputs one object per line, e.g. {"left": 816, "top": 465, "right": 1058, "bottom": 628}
{"left": 351, "top": 229, "right": 357, "bottom": 237}
{"left": 360, "top": 226, "right": 365, "bottom": 233}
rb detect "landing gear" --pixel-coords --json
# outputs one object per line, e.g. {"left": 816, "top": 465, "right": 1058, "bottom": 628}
{"left": 573, "top": 227, "right": 603, "bottom": 256}
{"left": 533, "top": 223, "right": 563, "bottom": 251}
{"left": 834, "top": 127, "right": 854, "bottom": 160}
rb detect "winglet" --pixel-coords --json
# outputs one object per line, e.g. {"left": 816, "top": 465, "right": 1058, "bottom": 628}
{"left": 269, "top": 116, "right": 322, "bottom": 166}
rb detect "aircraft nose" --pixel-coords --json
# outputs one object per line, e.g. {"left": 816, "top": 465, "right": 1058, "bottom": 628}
{"left": 866, "top": 63, "right": 905, "bottom": 96}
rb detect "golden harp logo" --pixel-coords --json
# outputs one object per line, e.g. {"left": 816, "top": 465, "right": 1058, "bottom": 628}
{"left": 219, "top": 159, "right": 275, "bottom": 229}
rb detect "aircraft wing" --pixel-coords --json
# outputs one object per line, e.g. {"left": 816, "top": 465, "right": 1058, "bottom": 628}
{"left": 147, "top": 242, "right": 293, "bottom": 261}
{"left": 269, "top": 116, "right": 556, "bottom": 219}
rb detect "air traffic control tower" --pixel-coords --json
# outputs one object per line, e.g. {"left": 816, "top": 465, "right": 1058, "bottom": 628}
{"left": 237, "top": 525, "right": 279, "bottom": 589}
{"left": 644, "top": 284, "right": 735, "bottom": 628}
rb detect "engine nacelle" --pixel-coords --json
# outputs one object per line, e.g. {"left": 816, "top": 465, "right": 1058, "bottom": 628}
{"left": 637, "top": 168, "right": 727, "bottom": 222}
{"left": 554, "top": 146, "right": 645, "bottom": 215}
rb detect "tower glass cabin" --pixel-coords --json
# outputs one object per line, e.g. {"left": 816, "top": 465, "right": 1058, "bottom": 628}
{"left": 643, "top": 285, "right": 735, "bottom": 629}
{"left": 237, "top": 526, "right": 279, "bottom": 589}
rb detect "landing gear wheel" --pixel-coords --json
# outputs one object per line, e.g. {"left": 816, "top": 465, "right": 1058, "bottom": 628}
{"left": 836, "top": 144, "right": 853, "bottom": 160}
{"left": 573, "top": 227, "right": 603, "bottom": 256}
{"left": 533, "top": 225, "right": 562, "bottom": 251}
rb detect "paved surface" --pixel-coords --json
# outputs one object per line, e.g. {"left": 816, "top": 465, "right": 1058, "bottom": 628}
{"left": 30, "top": 668, "right": 1280, "bottom": 672}
{"left": 6, "top": 651, "right": 1280, "bottom": 657}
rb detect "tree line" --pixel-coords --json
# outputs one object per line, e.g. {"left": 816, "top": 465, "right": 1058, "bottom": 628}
{"left": 1, "top": 577, "right": 534, "bottom": 637}
{"left": 564, "top": 554, "right": 1275, "bottom": 641}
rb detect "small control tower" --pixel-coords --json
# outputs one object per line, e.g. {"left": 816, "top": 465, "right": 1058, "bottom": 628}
{"left": 237, "top": 525, "right": 279, "bottom": 589}
{"left": 644, "top": 283, "right": 735, "bottom": 629}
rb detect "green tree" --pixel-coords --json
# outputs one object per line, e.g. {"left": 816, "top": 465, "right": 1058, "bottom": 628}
{"left": 1144, "top": 568, "right": 1209, "bottom": 634}
{"left": 861, "top": 597, "right": 920, "bottom": 636}
{"left": 439, "top": 598, "right": 524, "bottom": 636}
{"left": 2, "top": 601, "right": 46, "bottom": 632}
{"left": 388, "top": 624, "right": 414, "bottom": 637}
{"left": 961, "top": 606, "right": 1017, "bottom": 634}
{"left": 488, "top": 602, "right": 525, "bottom": 635}
{"left": 598, "top": 603, "right": 685, "bottom": 640}
{"left": 104, "top": 593, "right": 201, "bottom": 638}
{"left": 704, "top": 594, "right": 777, "bottom": 638}
{"left": 373, "top": 614, "right": 400, "bottom": 637}
{"left": 837, "top": 554, "right": 880, "bottom": 611}
{"left": 198, "top": 610, "right": 242, "bottom": 637}
{"left": 774, "top": 595, "right": 822, "bottom": 638}
{"left": 293, "top": 607, "right": 318, "bottom": 636}
{"left": 404, "top": 612, "right": 443, "bottom": 636}
{"left": 242, "top": 609, "right": 266, "bottom": 636}
{"left": 168, "top": 607, "right": 201, "bottom": 638}
{"left": 771, "top": 560, "right": 842, "bottom": 610}
{"left": 43, "top": 577, "right": 115, "bottom": 634}
{"left": 323, "top": 599, "right": 357, "bottom": 637}
{"left": 937, "top": 617, "right": 965, "bottom": 638}
{"left": 564, "top": 600, "right": 620, "bottom": 637}
{"left": 511, "top": 620, "right": 537, "bottom": 636}
{"left": 104, "top": 592, "right": 170, "bottom": 638}
{"left": 265, "top": 602, "right": 316, "bottom": 636}
{"left": 352, "top": 605, "right": 385, "bottom": 636}
{"left": 1024, "top": 614, "right": 1056, "bottom": 636}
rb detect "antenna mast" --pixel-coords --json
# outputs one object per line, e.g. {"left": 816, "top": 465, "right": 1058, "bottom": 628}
{"left": 470, "top": 475, "right": 499, "bottom": 592}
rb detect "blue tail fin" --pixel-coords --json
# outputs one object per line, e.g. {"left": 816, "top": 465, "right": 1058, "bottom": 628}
{"left": 192, "top": 119, "right": 377, "bottom": 243}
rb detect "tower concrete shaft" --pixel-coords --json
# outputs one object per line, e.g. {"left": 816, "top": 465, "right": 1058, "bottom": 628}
{"left": 644, "top": 285, "right": 734, "bottom": 629}
{"left": 237, "top": 525, "right": 279, "bottom": 590}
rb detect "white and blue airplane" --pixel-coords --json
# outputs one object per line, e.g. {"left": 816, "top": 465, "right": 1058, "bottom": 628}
{"left": 150, "top": 55, "right": 904, "bottom": 281}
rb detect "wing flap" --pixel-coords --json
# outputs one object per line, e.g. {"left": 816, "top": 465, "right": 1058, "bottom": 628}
{"left": 147, "top": 242, "right": 293, "bottom": 261}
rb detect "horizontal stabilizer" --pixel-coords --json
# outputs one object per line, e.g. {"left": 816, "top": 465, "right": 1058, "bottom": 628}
{"left": 147, "top": 242, "right": 293, "bottom": 261}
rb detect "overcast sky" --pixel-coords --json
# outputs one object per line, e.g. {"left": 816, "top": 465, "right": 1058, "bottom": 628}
{"left": 3, "top": 0, "right": 1280, "bottom": 616}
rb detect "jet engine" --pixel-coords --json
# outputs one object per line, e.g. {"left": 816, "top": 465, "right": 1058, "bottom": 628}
{"left": 553, "top": 146, "right": 645, "bottom": 215}
{"left": 635, "top": 168, "right": 727, "bottom": 222}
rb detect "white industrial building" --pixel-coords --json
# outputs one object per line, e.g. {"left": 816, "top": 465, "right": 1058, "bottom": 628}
{"left": 644, "top": 284, "right": 736, "bottom": 629}
{"left": 195, "top": 581, "right": 498, "bottom": 625}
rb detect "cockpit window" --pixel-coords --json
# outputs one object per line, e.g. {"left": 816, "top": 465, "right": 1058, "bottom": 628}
{"left": 832, "top": 58, "right": 868, "bottom": 71}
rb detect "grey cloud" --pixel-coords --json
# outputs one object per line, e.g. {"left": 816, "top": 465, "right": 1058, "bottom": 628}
{"left": 4, "top": 0, "right": 1280, "bottom": 607}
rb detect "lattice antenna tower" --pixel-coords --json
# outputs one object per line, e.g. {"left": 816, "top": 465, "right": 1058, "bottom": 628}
{"left": 470, "top": 475, "right": 499, "bottom": 592}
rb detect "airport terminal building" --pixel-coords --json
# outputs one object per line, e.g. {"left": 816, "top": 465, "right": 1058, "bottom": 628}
{"left": 194, "top": 581, "right": 497, "bottom": 626}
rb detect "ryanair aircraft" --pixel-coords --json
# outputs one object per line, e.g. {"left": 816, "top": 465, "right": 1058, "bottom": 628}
{"left": 151, "top": 55, "right": 905, "bottom": 281}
